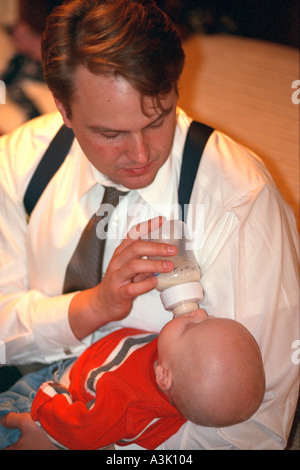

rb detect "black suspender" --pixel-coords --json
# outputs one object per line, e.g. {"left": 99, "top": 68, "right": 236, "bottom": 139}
{"left": 179, "top": 121, "right": 213, "bottom": 221}
{"left": 23, "top": 121, "right": 213, "bottom": 219}
{"left": 23, "top": 125, "right": 74, "bottom": 217}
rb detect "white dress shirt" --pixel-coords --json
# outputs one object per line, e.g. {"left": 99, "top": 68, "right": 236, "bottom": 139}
{"left": 0, "top": 109, "right": 299, "bottom": 449}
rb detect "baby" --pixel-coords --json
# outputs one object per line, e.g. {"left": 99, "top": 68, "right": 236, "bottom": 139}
{"left": 30, "top": 309, "right": 265, "bottom": 449}
{"left": 156, "top": 309, "right": 265, "bottom": 427}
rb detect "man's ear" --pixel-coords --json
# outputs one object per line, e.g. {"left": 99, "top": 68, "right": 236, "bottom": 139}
{"left": 54, "top": 98, "right": 72, "bottom": 128}
{"left": 155, "top": 363, "right": 173, "bottom": 392}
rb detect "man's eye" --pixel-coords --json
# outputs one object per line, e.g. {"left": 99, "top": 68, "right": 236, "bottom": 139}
{"left": 150, "top": 118, "right": 164, "bottom": 129}
{"left": 101, "top": 132, "right": 120, "bottom": 140}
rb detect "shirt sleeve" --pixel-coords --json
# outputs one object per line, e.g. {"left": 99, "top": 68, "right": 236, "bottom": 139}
{"left": 0, "top": 120, "right": 91, "bottom": 365}
{"left": 31, "top": 380, "right": 129, "bottom": 450}
{"left": 0, "top": 181, "right": 88, "bottom": 365}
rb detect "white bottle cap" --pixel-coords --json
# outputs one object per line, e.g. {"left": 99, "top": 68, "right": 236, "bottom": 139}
{"left": 160, "top": 281, "right": 204, "bottom": 313}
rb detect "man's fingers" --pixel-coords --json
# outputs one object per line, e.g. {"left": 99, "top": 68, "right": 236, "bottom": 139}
{"left": 1, "top": 412, "right": 59, "bottom": 450}
{"left": 0, "top": 412, "right": 23, "bottom": 429}
{"left": 114, "top": 238, "right": 177, "bottom": 268}
{"left": 119, "top": 257, "right": 174, "bottom": 280}
{"left": 120, "top": 275, "right": 158, "bottom": 299}
{"left": 127, "top": 216, "right": 164, "bottom": 240}
{"left": 116, "top": 216, "right": 164, "bottom": 255}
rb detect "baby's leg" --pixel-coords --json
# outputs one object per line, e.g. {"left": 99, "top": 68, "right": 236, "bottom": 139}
{"left": 0, "top": 359, "right": 74, "bottom": 448}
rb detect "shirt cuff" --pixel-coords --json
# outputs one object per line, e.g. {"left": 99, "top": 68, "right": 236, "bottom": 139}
{"left": 32, "top": 292, "right": 92, "bottom": 363}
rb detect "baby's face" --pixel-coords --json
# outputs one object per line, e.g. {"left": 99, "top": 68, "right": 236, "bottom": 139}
{"left": 157, "top": 308, "right": 212, "bottom": 363}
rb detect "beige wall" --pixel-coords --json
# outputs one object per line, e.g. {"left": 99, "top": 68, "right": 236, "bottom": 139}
{"left": 0, "top": 0, "right": 19, "bottom": 26}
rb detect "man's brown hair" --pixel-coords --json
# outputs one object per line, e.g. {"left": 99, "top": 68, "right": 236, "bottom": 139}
{"left": 41, "top": 0, "right": 185, "bottom": 116}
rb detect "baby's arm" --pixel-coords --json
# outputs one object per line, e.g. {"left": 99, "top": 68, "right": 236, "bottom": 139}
{"left": 31, "top": 381, "right": 124, "bottom": 450}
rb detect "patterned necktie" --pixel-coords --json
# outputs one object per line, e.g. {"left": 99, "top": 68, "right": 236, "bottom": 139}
{"left": 63, "top": 187, "right": 128, "bottom": 293}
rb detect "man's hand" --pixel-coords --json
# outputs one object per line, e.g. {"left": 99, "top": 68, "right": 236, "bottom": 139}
{"left": 68, "top": 217, "right": 177, "bottom": 339}
{"left": 1, "top": 412, "right": 58, "bottom": 450}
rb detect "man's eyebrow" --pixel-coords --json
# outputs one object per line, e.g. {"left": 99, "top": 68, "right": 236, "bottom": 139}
{"left": 144, "top": 105, "right": 174, "bottom": 128}
{"left": 87, "top": 124, "right": 124, "bottom": 133}
{"left": 87, "top": 105, "right": 174, "bottom": 133}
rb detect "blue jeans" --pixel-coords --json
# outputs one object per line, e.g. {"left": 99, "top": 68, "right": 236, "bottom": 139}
{"left": 0, "top": 359, "right": 75, "bottom": 449}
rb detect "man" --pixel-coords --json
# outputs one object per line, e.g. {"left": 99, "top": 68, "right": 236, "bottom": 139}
{"left": 0, "top": 0, "right": 299, "bottom": 450}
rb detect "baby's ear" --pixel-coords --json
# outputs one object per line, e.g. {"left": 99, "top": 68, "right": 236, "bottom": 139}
{"left": 155, "top": 364, "right": 173, "bottom": 391}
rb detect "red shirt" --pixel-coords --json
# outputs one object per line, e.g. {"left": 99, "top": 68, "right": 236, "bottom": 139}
{"left": 31, "top": 328, "right": 186, "bottom": 450}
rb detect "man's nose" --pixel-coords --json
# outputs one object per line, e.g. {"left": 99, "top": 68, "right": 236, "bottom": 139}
{"left": 126, "top": 132, "right": 149, "bottom": 163}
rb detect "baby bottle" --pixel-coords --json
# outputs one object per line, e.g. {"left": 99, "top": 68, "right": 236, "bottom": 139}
{"left": 150, "top": 219, "right": 204, "bottom": 317}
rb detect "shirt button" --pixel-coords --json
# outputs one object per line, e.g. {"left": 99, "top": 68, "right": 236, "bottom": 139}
{"left": 64, "top": 347, "right": 73, "bottom": 355}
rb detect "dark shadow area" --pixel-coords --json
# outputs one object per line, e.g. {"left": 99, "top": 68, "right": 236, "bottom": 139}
{"left": 156, "top": 0, "right": 299, "bottom": 48}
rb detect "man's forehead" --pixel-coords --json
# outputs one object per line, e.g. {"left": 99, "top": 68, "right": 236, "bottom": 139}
{"left": 74, "top": 66, "right": 175, "bottom": 107}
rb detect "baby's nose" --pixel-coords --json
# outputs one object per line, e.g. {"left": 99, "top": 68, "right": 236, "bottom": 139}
{"left": 192, "top": 308, "right": 208, "bottom": 321}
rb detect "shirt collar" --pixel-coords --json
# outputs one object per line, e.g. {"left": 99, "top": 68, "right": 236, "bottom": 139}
{"left": 73, "top": 140, "right": 126, "bottom": 199}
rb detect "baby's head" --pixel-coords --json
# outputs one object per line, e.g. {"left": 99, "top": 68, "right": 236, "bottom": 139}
{"left": 155, "top": 309, "right": 265, "bottom": 427}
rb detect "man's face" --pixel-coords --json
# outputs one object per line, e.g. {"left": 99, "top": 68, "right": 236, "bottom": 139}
{"left": 56, "top": 67, "right": 178, "bottom": 189}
